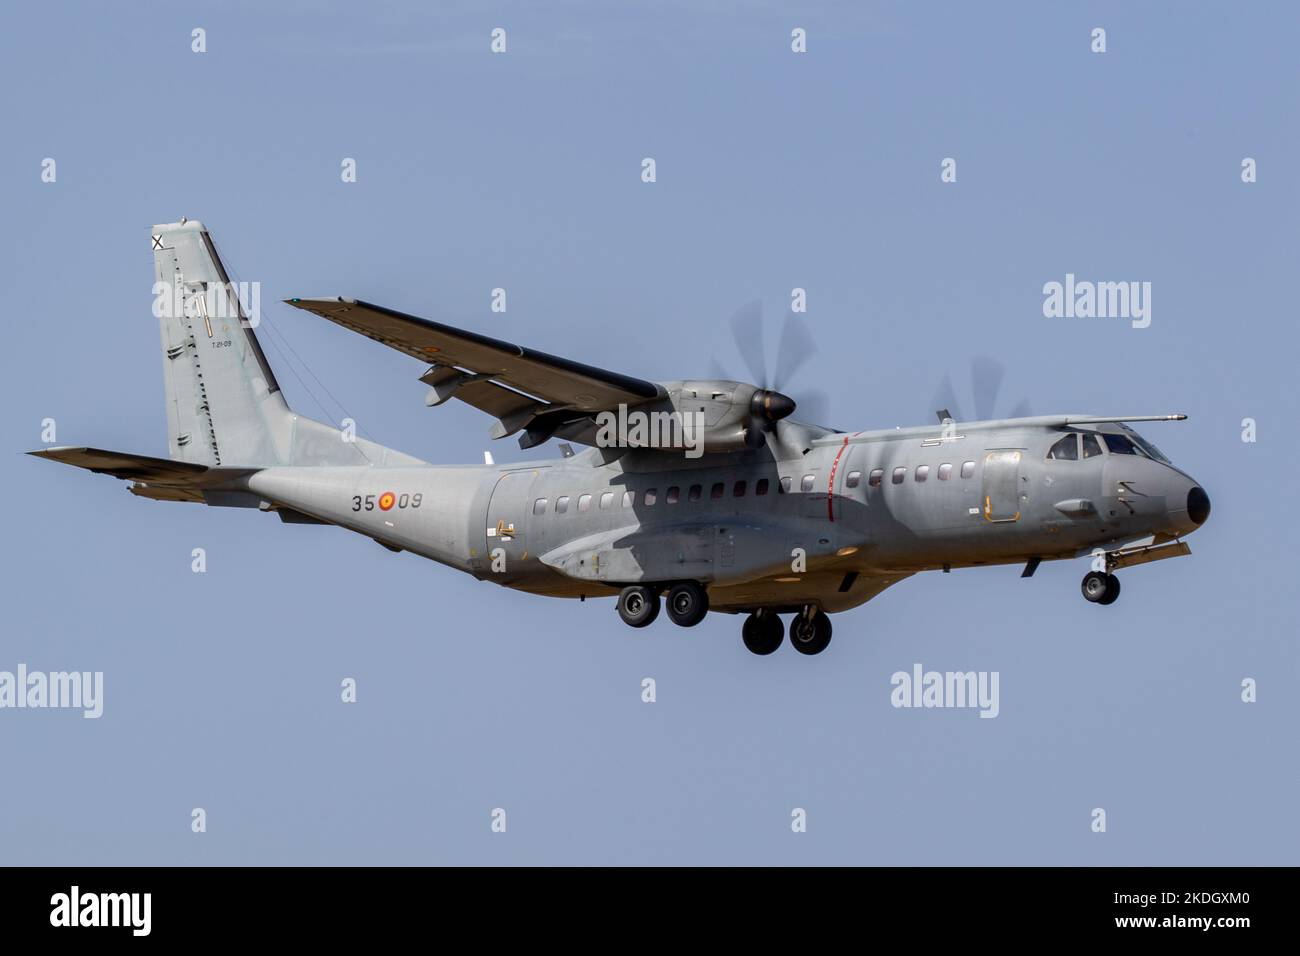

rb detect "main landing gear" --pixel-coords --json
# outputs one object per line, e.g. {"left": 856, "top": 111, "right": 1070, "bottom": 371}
{"left": 788, "top": 606, "right": 833, "bottom": 655}
{"left": 741, "top": 610, "right": 784, "bottom": 655}
{"left": 666, "top": 581, "right": 709, "bottom": 627}
{"left": 1081, "top": 570, "right": 1121, "bottom": 605}
{"left": 617, "top": 581, "right": 709, "bottom": 629}
{"left": 616, "top": 584, "right": 832, "bottom": 656}
{"left": 616, "top": 585, "right": 661, "bottom": 627}
{"left": 742, "top": 606, "right": 832, "bottom": 656}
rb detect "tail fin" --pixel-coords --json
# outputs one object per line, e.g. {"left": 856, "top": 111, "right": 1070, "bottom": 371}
{"left": 150, "top": 220, "right": 424, "bottom": 468}
{"left": 152, "top": 219, "right": 288, "bottom": 465}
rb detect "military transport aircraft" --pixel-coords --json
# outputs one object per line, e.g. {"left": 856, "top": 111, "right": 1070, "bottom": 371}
{"left": 31, "top": 221, "right": 1211, "bottom": 655}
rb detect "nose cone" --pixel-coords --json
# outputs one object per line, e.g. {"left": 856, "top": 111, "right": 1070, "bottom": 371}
{"left": 1163, "top": 474, "right": 1210, "bottom": 537}
{"left": 750, "top": 388, "right": 796, "bottom": 423}
{"left": 1186, "top": 486, "right": 1211, "bottom": 526}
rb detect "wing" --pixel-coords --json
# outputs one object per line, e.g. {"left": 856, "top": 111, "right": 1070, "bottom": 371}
{"left": 284, "top": 297, "right": 664, "bottom": 447}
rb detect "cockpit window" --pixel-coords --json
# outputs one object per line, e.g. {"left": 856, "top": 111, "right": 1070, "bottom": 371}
{"left": 1122, "top": 427, "right": 1170, "bottom": 463}
{"left": 1047, "top": 435, "right": 1079, "bottom": 461}
{"left": 1081, "top": 434, "right": 1103, "bottom": 458}
{"left": 1102, "top": 434, "right": 1142, "bottom": 456}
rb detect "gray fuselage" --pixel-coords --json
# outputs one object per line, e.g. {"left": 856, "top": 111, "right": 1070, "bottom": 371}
{"left": 242, "top": 416, "right": 1208, "bottom": 616}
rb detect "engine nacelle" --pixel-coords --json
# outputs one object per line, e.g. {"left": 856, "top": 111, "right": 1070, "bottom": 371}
{"left": 586, "top": 380, "right": 796, "bottom": 455}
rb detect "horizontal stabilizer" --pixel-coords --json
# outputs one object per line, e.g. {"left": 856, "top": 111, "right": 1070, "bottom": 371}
{"left": 28, "top": 446, "right": 257, "bottom": 502}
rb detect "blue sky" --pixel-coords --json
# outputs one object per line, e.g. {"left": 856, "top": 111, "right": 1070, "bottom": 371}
{"left": 1, "top": 0, "right": 1296, "bottom": 864}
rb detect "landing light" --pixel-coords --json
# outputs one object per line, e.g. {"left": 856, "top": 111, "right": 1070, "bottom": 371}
{"left": 836, "top": 546, "right": 859, "bottom": 557}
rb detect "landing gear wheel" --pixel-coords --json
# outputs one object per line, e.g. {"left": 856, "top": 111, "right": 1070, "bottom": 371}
{"left": 789, "top": 609, "right": 832, "bottom": 655}
{"left": 617, "top": 585, "right": 660, "bottom": 628}
{"left": 665, "top": 581, "right": 709, "bottom": 627}
{"left": 1081, "top": 571, "right": 1121, "bottom": 605}
{"left": 742, "top": 612, "right": 784, "bottom": 655}
{"left": 1098, "top": 574, "right": 1121, "bottom": 605}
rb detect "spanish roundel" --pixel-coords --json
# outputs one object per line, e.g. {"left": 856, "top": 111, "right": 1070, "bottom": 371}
{"left": 378, "top": 492, "right": 395, "bottom": 511}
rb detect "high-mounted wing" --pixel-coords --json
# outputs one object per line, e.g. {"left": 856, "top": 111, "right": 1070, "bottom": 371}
{"left": 284, "top": 297, "right": 664, "bottom": 447}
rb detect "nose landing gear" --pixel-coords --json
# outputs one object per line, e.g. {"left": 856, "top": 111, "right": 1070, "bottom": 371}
{"left": 1081, "top": 570, "right": 1121, "bottom": 605}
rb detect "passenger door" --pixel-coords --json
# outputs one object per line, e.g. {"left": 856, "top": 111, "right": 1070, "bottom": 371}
{"left": 485, "top": 470, "right": 534, "bottom": 575}
{"left": 982, "top": 450, "right": 1022, "bottom": 522}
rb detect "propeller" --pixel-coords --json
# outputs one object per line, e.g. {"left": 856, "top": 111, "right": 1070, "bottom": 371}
{"left": 773, "top": 308, "right": 817, "bottom": 390}
{"left": 713, "top": 300, "right": 833, "bottom": 443}
{"left": 930, "top": 357, "right": 1032, "bottom": 424}
{"left": 729, "top": 301, "right": 769, "bottom": 388}
{"left": 970, "top": 356, "right": 1005, "bottom": 423}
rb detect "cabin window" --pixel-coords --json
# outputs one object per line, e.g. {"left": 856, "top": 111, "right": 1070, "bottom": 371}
{"left": 779, "top": 476, "right": 792, "bottom": 493}
{"left": 599, "top": 492, "right": 614, "bottom": 509}
{"left": 644, "top": 488, "right": 657, "bottom": 505}
{"left": 845, "top": 470, "right": 862, "bottom": 489}
{"left": 711, "top": 482, "right": 725, "bottom": 499}
{"left": 1082, "top": 434, "right": 1103, "bottom": 459}
{"left": 868, "top": 468, "right": 884, "bottom": 487}
{"left": 666, "top": 486, "right": 680, "bottom": 504}
{"left": 622, "top": 491, "right": 634, "bottom": 508}
{"left": 915, "top": 465, "right": 930, "bottom": 482}
{"left": 688, "top": 484, "right": 702, "bottom": 501}
{"left": 578, "top": 494, "right": 592, "bottom": 512}
{"left": 533, "top": 498, "right": 548, "bottom": 515}
{"left": 1047, "top": 435, "right": 1079, "bottom": 461}
{"left": 555, "top": 495, "right": 570, "bottom": 514}
{"left": 755, "top": 478, "right": 769, "bottom": 496}
{"left": 938, "top": 463, "right": 952, "bottom": 480}
{"left": 733, "top": 480, "right": 747, "bottom": 497}
{"left": 892, "top": 467, "right": 906, "bottom": 484}
{"left": 1103, "top": 434, "right": 1140, "bottom": 456}
{"left": 800, "top": 474, "right": 815, "bottom": 492}
{"left": 960, "top": 461, "right": 975, "bottom": 478}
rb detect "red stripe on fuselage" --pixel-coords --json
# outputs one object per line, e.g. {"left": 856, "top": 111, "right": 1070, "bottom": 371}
{"left": 827, "top": 435, "right": 851, "bottom": 522}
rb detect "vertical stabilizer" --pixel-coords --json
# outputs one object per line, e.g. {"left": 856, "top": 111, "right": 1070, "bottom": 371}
{"left": 149, "top": 220, "right": 425, "bottom": 468}
{"left": 151, "top": 220, "right": 288, "bottom": 465}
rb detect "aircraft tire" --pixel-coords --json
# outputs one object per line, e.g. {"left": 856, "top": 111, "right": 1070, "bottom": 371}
{"left": 1097, "top": 574, "right": 1121, "bottom": 605}
{"left": 665, "top": 581, "right": 709, "bottom": 627}
{"left": 742, "top": 612, "right": 784, "bottom": 655}
{"left": 789, "top": 611, "right": 832, "bottom": 655}
{"left": 617, "top": 585, "right": 661, "bottom": 628}
{"left": 1082, "top": 571, "right": 1114, "bottom": 604}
